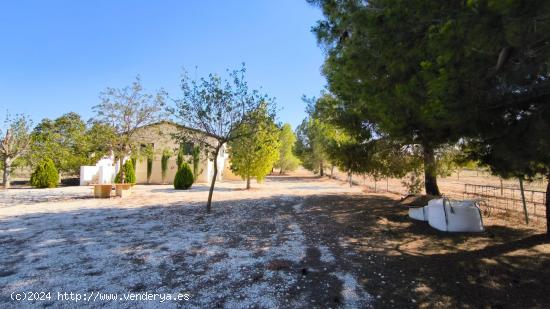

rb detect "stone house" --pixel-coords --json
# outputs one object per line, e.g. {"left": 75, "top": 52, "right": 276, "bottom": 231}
{"left": 130, "top": 121, "right": 228, "bottom": 184}
{"left": 80, "top": 121, "right": 232, "bottom": 185}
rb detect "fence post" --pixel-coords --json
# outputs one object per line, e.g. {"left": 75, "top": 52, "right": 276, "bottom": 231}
{"left": 518, "top": 177, "right": 529, "bottom": 224}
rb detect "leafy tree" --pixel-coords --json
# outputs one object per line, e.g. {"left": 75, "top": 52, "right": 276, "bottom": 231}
{"left": 173, "top": 65, "right": 274, "bottom": 213}
{"left": 174, "top": 162, "right": 194, "bottom": 190}
{"left": 93, "top": 77, "right": 166, "bottom": 183}
{"left": 274, "top": 123, "right": 300, "bottom": 174}
{"left": 161, "top": 149, "right": 172, "bottom": 184}
{"left": 294, "top": 117, "right": 330, "bottom": 176}
{"left": 1, "top": 114, "right": 32, "bottom": 188}
{"left": 85, "top": 121, "right": 117, "bottom": 164}
{"left": 228, "top": 104, "right": 280, "bottom": 189}
{"left": 30, "top": 112, "right": 89, "bottom": 176}
{"left": 418, "top": 0, "right": 550, "bottom": 236}
{"left": 30, "top": 158, "right": 59, "bottom": 188}
{"left": 114, "top": 160, "right": 136, "bottom": 184}
{"left": 308, "top": 0, "right": 465, "bottom": 195}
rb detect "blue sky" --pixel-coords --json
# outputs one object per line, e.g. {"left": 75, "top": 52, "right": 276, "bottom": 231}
{"left": 0, "top": 0, "right": 326, "bottom": 129}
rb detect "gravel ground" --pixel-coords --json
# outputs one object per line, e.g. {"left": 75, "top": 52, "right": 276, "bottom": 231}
{"left": 1, "top": 175, "right": 548, "bottom": 308}
{"left": 0, "top": 176, "right": 371, "bottom": 308}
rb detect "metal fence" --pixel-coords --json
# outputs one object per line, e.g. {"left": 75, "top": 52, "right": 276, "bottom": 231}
{"left": 463, "top": 183, "right": 547, "bottom": 226}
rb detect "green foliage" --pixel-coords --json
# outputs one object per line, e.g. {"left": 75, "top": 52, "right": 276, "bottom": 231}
{"left": 192, "top": 146, "right": 200, "bottom": 180}
{"left": 176, "top": 148, "right": 185, "bottom": 169}
{"left": 274, "top": 123, "right": 300, "bottom": 174}
{"left": 294, "top": 117, "right": 330, "bottom": 175}
{"left": 229, "top": 104, "right": 280, "bottom": 188}
{"left": 173, "top": 163, "right": 194, "bottom": 190}
{"left": 29, "top": 114, "right": 117, "bottom": 176}
{"left": 93, "top": 77, "right": 166, "bottom": 173}
{"left": 131, "top": 157, "right": 137, "bottom": 172}
{"left": 30, "top": 158, "right": 59, "bottom": 188}
{"left": 147, "top": 158, "right": 153, "bottom": 183}
{"left": 309, "top": 0, "right": 468, "bottom": 195}
{"left": 141, "top": 144, "right": 155, "bottom": 183}
{"left": 30, "top": 113, "right": 87, "bottom": 175}
{"left": 115, "top": 160, "right": 136, "bottom": 184}
{"left": 161, "top": 149, "right": 172, "bottom": 183}
{"left": 173, "top": 64, "right": 276, "bottom": 211}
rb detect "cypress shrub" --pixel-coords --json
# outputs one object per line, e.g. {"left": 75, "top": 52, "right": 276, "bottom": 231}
{"left": 161, "top": 149, "right": 171, "bottom": 184}
{"left": 131, "top": 157, "right": 137, "bottom": 172}
{"left": 115, "top": 160, "right": 136, "bottom": 183}
{"left": 176, "top": 150, "right": 185, "bottom": 168}
{"left": 30, "top": 158, "right": 59, "bottom": 188}
{"left": 147, "top": 157, "right": 153, "bottom": 184}
{"left": 192, "top": 146, "right": 200, "bottom": 180}
{"left": 174, "top": 163, "right": 194, "bottom": 190}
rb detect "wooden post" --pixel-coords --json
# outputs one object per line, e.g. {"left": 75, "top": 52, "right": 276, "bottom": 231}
{"left": 518, "top": 177, "right": 529, "bottom": 224}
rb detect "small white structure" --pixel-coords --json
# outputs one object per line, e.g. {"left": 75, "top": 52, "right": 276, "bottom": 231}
{"left": 409, "top": 198, "right": 484, "bottom": 232}
{"left": 80, "top": 156, "right": 116, "bottom": 186}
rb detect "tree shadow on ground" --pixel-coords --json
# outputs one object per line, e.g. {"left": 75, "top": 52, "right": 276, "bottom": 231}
{"left": 299, "top": 193, "right": 550, "bottom": 308}
{"left": 0, "top": 193, "right": 353, "bottom": 308}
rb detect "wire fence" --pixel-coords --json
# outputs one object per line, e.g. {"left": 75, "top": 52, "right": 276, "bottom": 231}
{"left": 463, "top": 183, "right": 547, "bottom": 226}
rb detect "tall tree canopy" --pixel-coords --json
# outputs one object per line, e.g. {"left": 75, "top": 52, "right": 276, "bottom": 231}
{"left": 274, "top": 123, "right": 300, "bottom": 174}
{"left": 29, "top": 112, "right": 115, "bottom": 176}
{"left": 294, "top": 117, "right": 330, "bottom": 176}
{"left": 310, "top": 0, "right": 550, "bottom": 236}
{"left": 229, "top": 104, "right": 280, "bottom": 189}
{"left": 308, "top": 0, "right": 467, "bottom": 195}
{"left": 174, "top": 65, "right": 275, "bottom": 212}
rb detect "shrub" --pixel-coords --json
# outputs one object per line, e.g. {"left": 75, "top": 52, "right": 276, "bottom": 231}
{"left": 147, "top": 157, "right": 153, "bottom": 184}
{"left": 174, "top": 163, "right": 194, "bottom": 190}
{"left": 161, "top": 149, "right": 172, "bottom": 184}
{"left": 30, "top": 158, "right": 59, "bottom": 188}
{"left": 176, "top": 150, "right": 185, "bottom": 168}
{"left": 115, "top": 160, "right": 136, "bottom": 183}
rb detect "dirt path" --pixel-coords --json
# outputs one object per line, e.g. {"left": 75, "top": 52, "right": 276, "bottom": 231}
{"left": 1, "top": 175, "right": 548, "bottom": 308}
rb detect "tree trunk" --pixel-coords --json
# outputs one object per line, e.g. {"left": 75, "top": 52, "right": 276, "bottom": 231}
{"left": 330, "top": 165, "right": 334, "bottom": 179}
{"left": 319, "top": 162, "right": 324, "bottom": 177}
{"left": 546, "top": 172, "right": 550, "bottom": 239}
{"left": 423, "top": 144, "right": 441, "bottom": 196}
{"left": 2, "top": 157, "right": 10, "bottom": 189}
{"left": 206, "top": 146, "right": 221, "bottom": 214}
{"left": 246, "top": 176, "right": 251, "bottom": 190}
{"left": 348, "top": 170, "right": 352, "bottom": 187}
{"left": 518, "top": 177, "right": 529, "bottom": 224}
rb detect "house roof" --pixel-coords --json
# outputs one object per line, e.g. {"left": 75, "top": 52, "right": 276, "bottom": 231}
{"left": 136, "top": 120, "right": 222, "bottom": 140}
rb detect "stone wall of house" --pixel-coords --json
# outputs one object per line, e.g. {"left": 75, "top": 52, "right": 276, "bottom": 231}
{"left": 130, "top": 122, "right": 223, "bottom": 184}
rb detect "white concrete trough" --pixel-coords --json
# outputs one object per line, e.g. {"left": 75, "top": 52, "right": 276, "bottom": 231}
{"left": 409, "top": 198, "right": 484, "bottom": 232}
{"left": 80, "top": 165, "right": 115, "bottom": 186}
